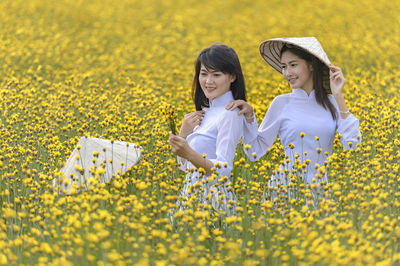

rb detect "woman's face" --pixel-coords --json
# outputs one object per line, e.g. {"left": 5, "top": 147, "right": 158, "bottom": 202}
{"left": 280, "top": 50, "right": 313, "bottom": 91}
{"left": 199, "top": 64, "right": 235, "bottom": 101}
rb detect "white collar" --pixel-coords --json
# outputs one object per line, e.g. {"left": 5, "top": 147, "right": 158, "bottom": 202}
{"left": 209, "top": 90, "right": 235, "bottom": 108}
{"left": 292, "top": 88, "right": 315, "bottom": 98}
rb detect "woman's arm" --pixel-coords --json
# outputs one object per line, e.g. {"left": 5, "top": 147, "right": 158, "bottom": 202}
{"left": 226, "top": 97, "right": 284, "bottom": 161}
{"left": 169, "top": 109, "right": 244, "bottom": 177}
{"left": 169, "top": 133, "right": 214, "bottom": 176}
{"left": 336, "top": 117, "right": 361, "bottom": 150}
{"left": 179, "top": 110, "right": 205, "bottom": 138}
{"left": 225, "top": 100, "right": 255, "bottom": 123}
{"left": 210, "top": 109, "right": 244, "bottom": 177}
{"left": 329, "top": 65, "right": 351, "bottom": 119}
{"left": 330, "top": 99, "right": 361, "bottom": 150}
{"left": 329, "top": 64, "right": 361, "bottom": 149}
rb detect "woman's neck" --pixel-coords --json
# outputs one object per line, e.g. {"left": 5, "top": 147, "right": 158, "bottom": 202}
{"left": 301, "top": 86, "right": 314, "bottom": 96}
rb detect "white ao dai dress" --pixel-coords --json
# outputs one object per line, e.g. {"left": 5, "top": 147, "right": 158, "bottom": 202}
{"left": 177, "top": 91, "right": 245, "bottom": 215}
{"left": 243, "top": 88, "right": 361, "bottom": 191}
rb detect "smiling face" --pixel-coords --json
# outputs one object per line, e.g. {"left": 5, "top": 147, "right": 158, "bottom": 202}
{"left": 281, "top": 50, "right": 313, "bottom": 92}
{"left": 198, "top": 64, "right": 235, "bottom": 101}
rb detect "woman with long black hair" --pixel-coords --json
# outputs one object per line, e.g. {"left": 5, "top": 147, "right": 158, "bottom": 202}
{"left": 169, "top": 43, "right": 247, "bottom": 215}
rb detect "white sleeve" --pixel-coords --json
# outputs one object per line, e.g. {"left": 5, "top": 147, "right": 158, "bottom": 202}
{"left": 177, "top": 156, "right": 188, "bottom": 171}
{"left": 209, "top": 109, "right": 244, "bottom": 177}
{"left": 242, "top": 113, "right": 259, "bottom": 145}
{"left": 243, "top": 96, "right": 285, "bottom": 161}
{"left": 336, "top": 114, "right": 361, "bottom": 150}
{"left": 330, "top": 97, "right": 362, "bottom": 150}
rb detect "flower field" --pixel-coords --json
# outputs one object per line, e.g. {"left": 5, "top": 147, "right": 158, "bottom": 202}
{"left": 1, "top": 0, "right": 400, "bottom": 265}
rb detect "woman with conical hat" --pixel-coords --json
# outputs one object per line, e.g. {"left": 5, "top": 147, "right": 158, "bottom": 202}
{"left": 226, "top": 37, "right": 361, "bottom": 202}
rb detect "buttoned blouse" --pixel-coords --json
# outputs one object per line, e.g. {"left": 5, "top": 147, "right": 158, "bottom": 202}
{"left": 179, "top": 90, "right": 245, "bottom": 178}
{"left": 243, "top": 88, "right": 361, "bottom": 183}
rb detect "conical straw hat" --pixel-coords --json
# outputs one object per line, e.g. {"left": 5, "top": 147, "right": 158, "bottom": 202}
{"left": 52, "top": 137, "right": 141, "bottom": 195}
{"left": 259, "top": 37, "right": 332, "bottom": 94}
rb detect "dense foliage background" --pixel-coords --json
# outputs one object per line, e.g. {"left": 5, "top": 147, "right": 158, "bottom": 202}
{"left": 0, "top": 0, "right": 399, "bottom": 264}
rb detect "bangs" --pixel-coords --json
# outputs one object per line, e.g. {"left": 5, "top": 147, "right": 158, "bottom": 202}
{"left": 280, "top": 45, "right": 312, "bottom": 63}
{"left": 198, "top": 49, "right": 233, "bottom": 74}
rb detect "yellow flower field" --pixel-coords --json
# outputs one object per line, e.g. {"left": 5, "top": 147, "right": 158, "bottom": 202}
{"left": 1, "top": 0, "right": 400, "bottom": 265}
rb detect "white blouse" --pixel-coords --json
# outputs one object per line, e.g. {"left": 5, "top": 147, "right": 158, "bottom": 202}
{"left": 243, "top": 88, "right": 361, "bottom": 184}
{"left": 176, "top": 90, "right": 244, "bottom": 214}
{"left": 179, "top": 90, "right": 244, "bottom": 176}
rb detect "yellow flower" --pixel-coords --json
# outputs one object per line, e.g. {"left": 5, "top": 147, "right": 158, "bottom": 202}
{"left": 2, "top": 208, "right": 16, "bottom": 219}
{"left": 40, "top": 243, "right": 52, "bottom": 254}
{"left": 0, "top": 254, "right": 7, "bottom": 266}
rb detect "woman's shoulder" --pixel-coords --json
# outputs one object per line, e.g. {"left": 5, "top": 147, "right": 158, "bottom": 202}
{"left": 217, "top": 107, "right": 244, "bottom": 122}
{"left": 269, "top": 93, "right": 292, "bottom": 108}
{"left": 274, "top": 93, "right": 292, "bottom": 100}
{"left": 220, "top": 106, "right": 242, "bottom": 117}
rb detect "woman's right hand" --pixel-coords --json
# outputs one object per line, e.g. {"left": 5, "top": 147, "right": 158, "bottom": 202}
{"left": 169, "top": 132, "right": 195, "bottom": 160}
{"left": 179, "top": 110, "right": 205, "bottom": 138}
{"left": 225, "top": 100, "right": 254, "bottom": 123}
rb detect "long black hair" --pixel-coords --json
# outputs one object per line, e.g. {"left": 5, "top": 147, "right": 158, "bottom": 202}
{"left": 280, "top": 45, "right": 337, "bottom": 120}
{"left": 192, "top": 43, "right": 246, "bottom": 110}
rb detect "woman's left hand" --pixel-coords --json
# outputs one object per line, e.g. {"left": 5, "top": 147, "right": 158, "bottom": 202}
{"left": 169, "top": 132, "right": 194, "bottom": 159}
{"left": 225, "top": 100, "right": 254, "bottom": 123}
{"left": 329, "top": 64, "right": 346, "bottom": 95}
